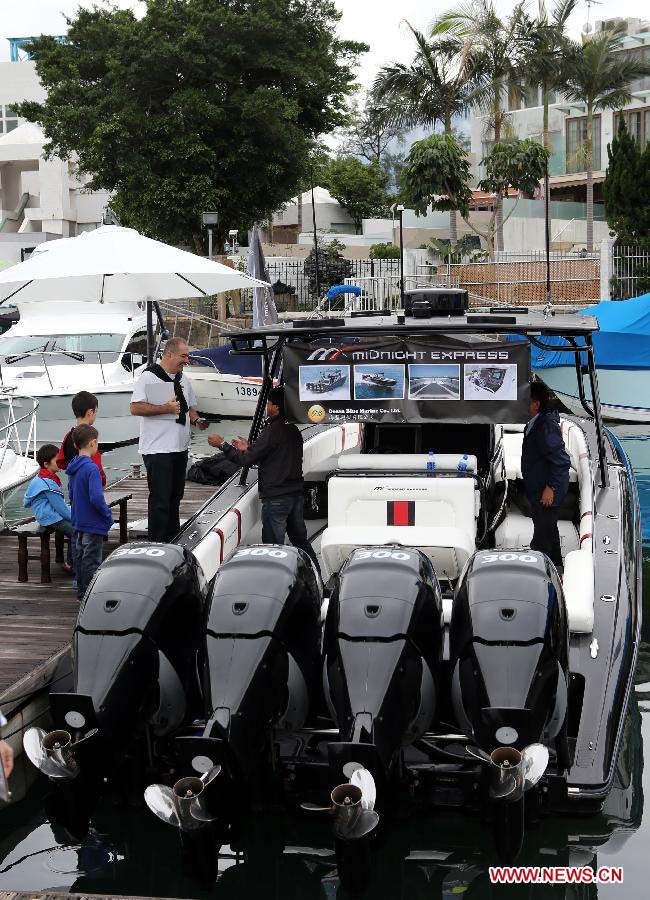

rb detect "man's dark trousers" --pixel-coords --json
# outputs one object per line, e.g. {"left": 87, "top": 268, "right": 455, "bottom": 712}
{"left": 529, "top": 501, "right": 562, "bottom": 569}
{"left": 143, "top": 450, "right": 188, "bottom": 542}
{"left": 261, "top": 494, "right": 321, "bottom": 575}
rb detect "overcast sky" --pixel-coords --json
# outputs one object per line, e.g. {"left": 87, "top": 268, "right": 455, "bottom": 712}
{"left": 1, "top": 0, "right": 649, "bottom": 81}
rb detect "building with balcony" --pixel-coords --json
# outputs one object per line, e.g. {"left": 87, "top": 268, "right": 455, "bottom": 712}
{"left": 469, "top": 17, "right": 650, "bottom": 208}
{"left": 0, "top": 38, "right": 108, "bottom": 262}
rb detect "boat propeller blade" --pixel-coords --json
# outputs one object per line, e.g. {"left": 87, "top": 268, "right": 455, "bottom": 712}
{"left": 301, "top": 763, "right": 379, "bottom": 840}
{"left": 144, "top": 770, "right": 222, "bottom": 831}
{"left": 465, "top": 745, "right": 493, "bottom": 765}
{"left": 487, "top": 744, "right": 550, "bottom": 802}
{"left": 522, "top": 743, "right": 550, "bottom": 791}
{"left": 349, "top": 766, "right": 376, "bottom": 811}
{"left": 144, "top": 784, "right": 181, "bottom": 827}
{"left": 23, "top": 727, "right": 79, "bottom": 780}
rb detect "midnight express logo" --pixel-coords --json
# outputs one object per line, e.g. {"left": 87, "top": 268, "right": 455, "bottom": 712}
{"left": 307, "top": 345, "right": 511, "bottom": 362}
{"left": 351, "top": 348, "right": 511, "bottom": 362}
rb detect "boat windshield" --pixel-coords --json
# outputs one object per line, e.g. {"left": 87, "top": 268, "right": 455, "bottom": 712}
{"left": 0, "top": 333, "right": 125, "bottom": 357}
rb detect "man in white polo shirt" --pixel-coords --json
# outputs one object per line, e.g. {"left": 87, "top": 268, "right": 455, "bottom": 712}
{"left": 130, "top": 337, "right": 207, "bottom": 542}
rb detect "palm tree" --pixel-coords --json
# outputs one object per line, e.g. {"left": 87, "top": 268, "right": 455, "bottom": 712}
{"left": 562, "top": 23, "right": 650, "bottom": 250}
{"left": 517, "top": 1, "right": 577, "bottom": 153}
{"left": 373, "top": 25, "right": 481, "bottom": 245}
{"left": 432, "top": 1, "right": 527, "bottom": 252}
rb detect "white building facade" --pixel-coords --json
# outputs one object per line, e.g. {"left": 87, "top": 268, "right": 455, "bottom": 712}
{"left": 0, "top": 47, "right": 109, "bottom": 263}
{"left": 469, "top": 17, "right": 650, "bottom": 210}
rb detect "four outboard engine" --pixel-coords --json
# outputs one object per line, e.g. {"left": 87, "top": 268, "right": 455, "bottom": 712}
{"left": 323, "top": 547, "right": 444, "bottom": 788}
{"left": 25, "top": 542, "right": 208, "bottom": 786}
{"left": 198, "top": 544, "right": 322, "bottom": 793}
{"left": 450, "top": 549, "right": 569, "bottom": 760}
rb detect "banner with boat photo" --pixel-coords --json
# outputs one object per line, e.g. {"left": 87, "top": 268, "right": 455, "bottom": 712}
{"left": 284, "top": 337, "right": 531, "bottom": 424}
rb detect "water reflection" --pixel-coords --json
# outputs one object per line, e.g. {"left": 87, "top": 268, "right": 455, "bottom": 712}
{"left": 1, "top": 422, "right": 649, "bottom": 897}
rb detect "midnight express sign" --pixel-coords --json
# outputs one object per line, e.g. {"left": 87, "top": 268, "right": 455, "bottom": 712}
{"left": 283, "top": 338, "right": 531, "bottom": 425}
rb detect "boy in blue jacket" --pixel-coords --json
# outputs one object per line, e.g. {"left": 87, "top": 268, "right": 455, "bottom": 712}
{"left": 68, "top": 424, "right": 114, "bottom": 601}
{"left": 23, "top": 444, "right": 74, "bottom": 572}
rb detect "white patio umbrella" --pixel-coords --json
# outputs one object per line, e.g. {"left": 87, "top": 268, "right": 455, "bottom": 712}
{"left": 0, "top": 225, "right": 270, "bottom": 305}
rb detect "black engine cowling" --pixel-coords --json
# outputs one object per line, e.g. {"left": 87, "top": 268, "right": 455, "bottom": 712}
{"left": 323, "top": 547, "right": 444, "bottom": 777}
{"left": 50, "top": 542, "right": 208, "bottom": 748}
{"left": 201, "top": 544, "right": 322, "bottom": 783}
{"left": 449, "top": 549, "right": 569, "bottom": 755}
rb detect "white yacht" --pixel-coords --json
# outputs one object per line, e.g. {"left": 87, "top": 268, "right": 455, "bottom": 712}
{"left": 0, "top": 390, "right": 39, "bottom": 526}
{"left": 0, "top": 301, "right": 149, "bottom": 448}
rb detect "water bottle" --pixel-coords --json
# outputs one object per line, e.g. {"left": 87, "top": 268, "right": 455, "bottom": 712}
{"left": 427, "top": 450, "right": 435, "bottom": 471}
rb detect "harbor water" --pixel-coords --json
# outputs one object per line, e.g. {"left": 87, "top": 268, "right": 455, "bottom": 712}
{"left": 1, "top": 422, "right": 650, "bottom": 898}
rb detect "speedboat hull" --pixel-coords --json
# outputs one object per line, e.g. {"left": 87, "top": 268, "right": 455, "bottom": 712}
{"left": 538, "top": 366, "right": 650, "bottom": 423}
{"left": 185, "top": 369, "right": 261, "bottom": 418}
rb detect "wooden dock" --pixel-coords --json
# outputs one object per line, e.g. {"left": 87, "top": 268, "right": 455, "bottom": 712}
{"left": 0, "top": 894, "right": 185, "bottom": 900}
{"left": 0, "top": 475, "right": 215, "bottom": 719}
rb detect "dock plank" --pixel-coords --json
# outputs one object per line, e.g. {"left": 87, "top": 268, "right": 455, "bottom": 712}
{"left": 0, "top": 474, "right": 214, "bottom": 709}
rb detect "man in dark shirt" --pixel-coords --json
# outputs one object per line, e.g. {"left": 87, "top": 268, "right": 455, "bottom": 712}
{"left": 521, "top": 381, "right": 571, "bottom": 570}
{"left": 208, "top": 386, "right": 320, "bottom": 574}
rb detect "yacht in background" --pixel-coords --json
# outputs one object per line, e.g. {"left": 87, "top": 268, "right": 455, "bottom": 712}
{"left": 186, "top": 344, "right": 264, "bottom": 418}
{"left": 0, "top": 301, "right": 149, "bottom": 448}
{"left": 0, "top": 391, "right": 39, "bottom": 526}
{"left": 534, "top": 293, "right": 650, "bottom": 423}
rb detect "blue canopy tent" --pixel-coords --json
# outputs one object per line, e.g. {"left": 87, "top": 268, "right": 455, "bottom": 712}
{"left": 521, "top": 293, "right": 650, "bottom": 370}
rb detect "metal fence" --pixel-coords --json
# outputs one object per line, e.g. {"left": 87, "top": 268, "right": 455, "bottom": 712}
{"left": 418, "top": 251, "right": 601, "bottom": 306}
{"left": 265, "top": 257, "right": 402, "bottom": 310}
{"left": 342, "top": 273, "right": 461, "bottom": 312}
{"left": 609, "top": 245, "right": 650, "bottom": 300}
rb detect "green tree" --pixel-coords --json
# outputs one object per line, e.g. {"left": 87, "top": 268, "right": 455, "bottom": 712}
{"left": 339, "top": 92, "right": 406, "bottom": 170}
{"left": 373, "top": 25, "right": 482, "bottom": 245}
{"left": 603, "top": 118, "right": 648, "bottom": 245}
{"left": 561, "top": 24, "right": 650, "bottom": 251}
{"left": 604, "top": 119, "right": 650, "bottom": 297}
{"left": 17, "top": 0, "right": 366, "bottom": 250}
{"left": 401, "top": 133, "right": 549, "bottom": 258}
{"left": 432, "top": 1, "right": 528, "bottom": 252}
{"left": 324, "top": 156, "right": 389, "bottom": 233}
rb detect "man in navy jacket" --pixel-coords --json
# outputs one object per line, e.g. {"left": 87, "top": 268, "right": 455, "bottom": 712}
{"left": 521, "top": 381, "right": 571, "bottom": 569}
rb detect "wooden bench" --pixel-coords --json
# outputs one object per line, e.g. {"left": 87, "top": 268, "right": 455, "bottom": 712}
{"left": 15, "top": 490, "right": 133, "bottom": 584}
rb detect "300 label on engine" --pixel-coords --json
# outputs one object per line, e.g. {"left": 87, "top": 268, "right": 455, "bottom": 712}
{"left": 234, "top": 547, "right": 288, "bottom": 559}
{"left": 355, "top": 550, "right": 411, "bottom": 560}
{"left": 480, "top": 553, "right": 538, "bottom": 563}
{"left": 112, "top": 547, "right": 166, "bottom": 558}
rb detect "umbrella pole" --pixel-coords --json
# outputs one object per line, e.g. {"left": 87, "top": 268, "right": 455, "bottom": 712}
{"left": 146, "top": 301, "right": 154, "bottom": 365}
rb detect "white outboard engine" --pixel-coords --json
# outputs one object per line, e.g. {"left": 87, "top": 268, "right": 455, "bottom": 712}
{"left": 449, "top": 549, "right": 570, "bottom": 859}
{"left": 323, "top": 547, "right": 444, "bottom": 792}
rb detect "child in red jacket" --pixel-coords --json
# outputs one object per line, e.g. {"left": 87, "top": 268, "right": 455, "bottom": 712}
{"left": 57, "top": 391, "right": 106, "bottom": 487}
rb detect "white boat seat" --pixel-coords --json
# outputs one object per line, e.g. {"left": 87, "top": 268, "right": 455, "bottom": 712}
{"left": 320, "top": 526, "right": 475, "bottom": 583}
{"left": 494, "top": 507, "right": 579, "bottom": 558}
{"left": 337, "top": 453, "right": 478, "bottom": 475}
{"left": 321, "top": 475, "right": 478, "bottom": 580}
{"left": 495, "top": 432, "right": 577, "bottom": 483}
{"left": 561, "top": 548, "right": 594, "bottom": 633}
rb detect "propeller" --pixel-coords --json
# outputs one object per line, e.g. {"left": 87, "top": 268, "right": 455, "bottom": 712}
{"left": 144, "top": 765, "right": 222, "bottom": 831}
{"left": 465, "top": 743, "right": 550, "bottom": 802}
{"left": 301, "top": 762, "right": 379, "bottom": 841}
{"left": 23, "top": 727, "right": 98, "bottom": 781}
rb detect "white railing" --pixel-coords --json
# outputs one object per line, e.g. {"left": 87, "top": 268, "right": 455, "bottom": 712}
{"left": 606, "top": 245, "right": 650, "bottom": 300}
{"left": 342, "top": 273, "right": 461, "bottom": 312}
{"left": 0, "top": 390, "right": 38, "bottom": 461}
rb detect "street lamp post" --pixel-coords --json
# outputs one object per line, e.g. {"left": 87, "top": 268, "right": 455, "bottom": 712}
{"left": 396, "top": 205, "right": 405, "bottom": 310}
{"left": 202, "top": 211, "right": 219, "bottom": 259}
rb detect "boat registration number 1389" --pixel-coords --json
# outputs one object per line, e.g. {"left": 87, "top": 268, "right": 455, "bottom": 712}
{"left": 235, "top": 386, "right": 259, "bottom": 396}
